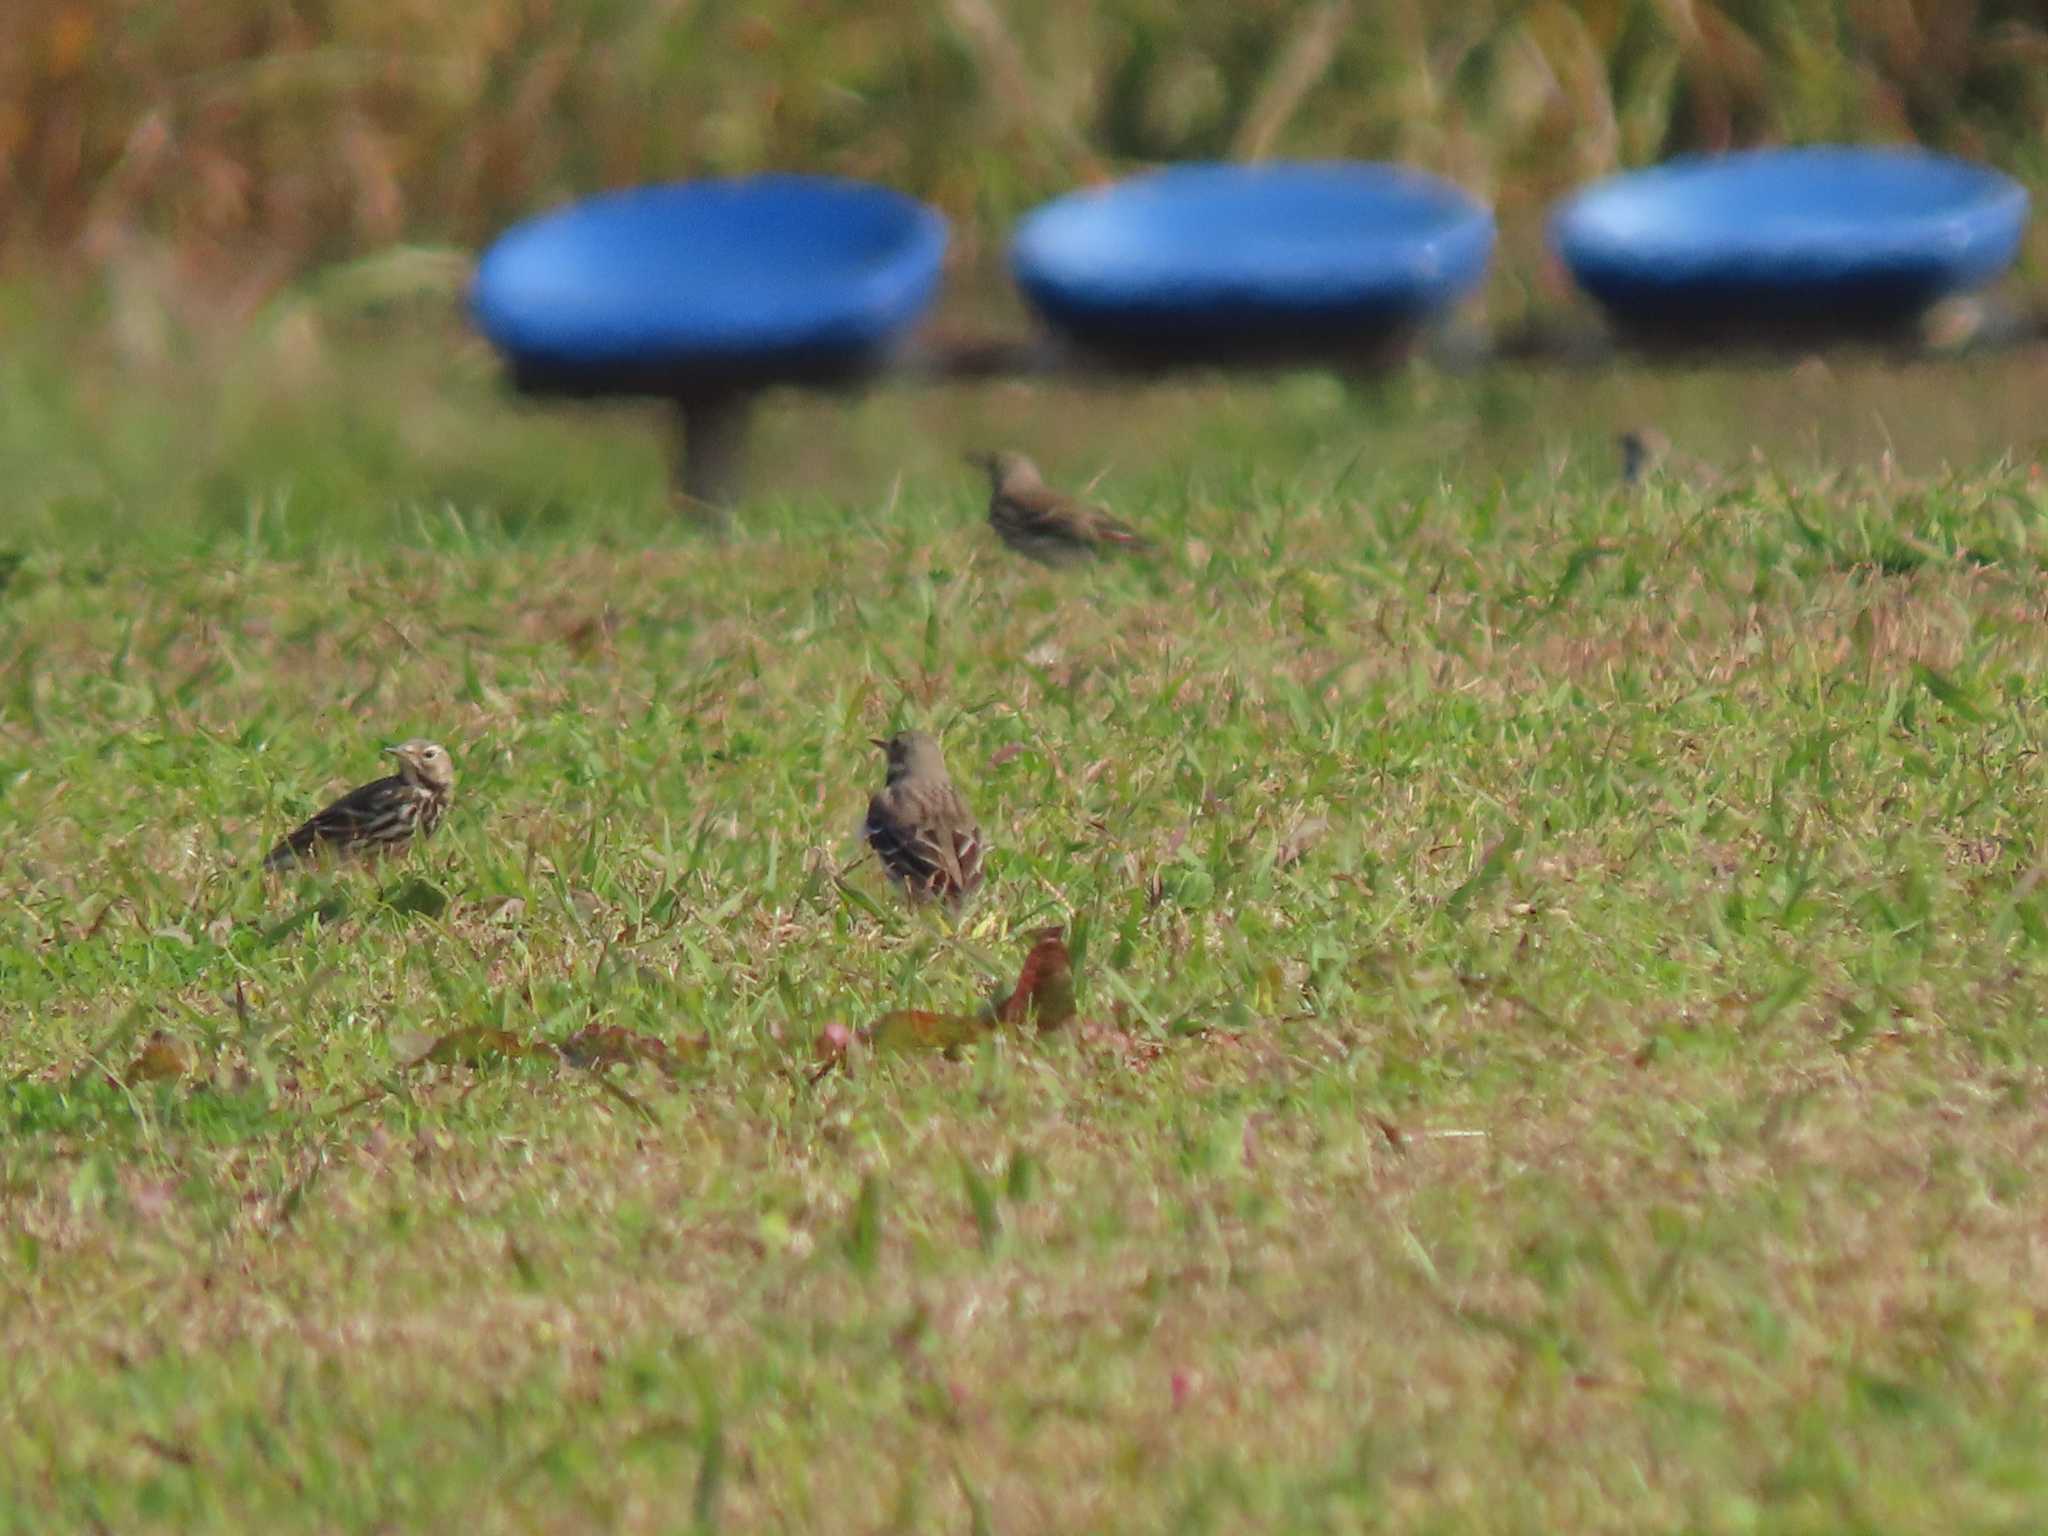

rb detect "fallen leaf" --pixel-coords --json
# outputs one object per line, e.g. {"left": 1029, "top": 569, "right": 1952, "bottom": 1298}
{"left": 562, "top": 1023, "right": 702, "bottom": 1078}
{"left": 410, "top": 1026, "right": 545, "bottom": 1069}
{"left": 994, "top": 927, "right": 1076, "bottom": 1029}
{"left": 808, "top": 1021, "right": 857, "bottom": 1083}
{"left": 817, "top": 928, "right": 1081, "bottom": 1080}
{"left": 870, "top": 1009, "right": 985, "bottom": 1054}
{"left": 124, "top": 1030, "right": 190, "bottom": 1085}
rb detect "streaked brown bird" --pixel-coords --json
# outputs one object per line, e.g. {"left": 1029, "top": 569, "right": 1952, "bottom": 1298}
{"left": 264, "top": 739, "right": 454, "bottom": 871}
{"left": 970, "top": 450, "right": 1151, "bottom": 564}
{"left": 862, "top": 730, "right": 984, "bottom": 904}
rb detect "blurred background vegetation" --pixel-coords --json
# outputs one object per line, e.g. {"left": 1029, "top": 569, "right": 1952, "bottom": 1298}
{"left": 7, "top": 0, "right": 2048, "bottom": 546}
{"left": 7, "top": 0, "right": 2048, "bottom": 313}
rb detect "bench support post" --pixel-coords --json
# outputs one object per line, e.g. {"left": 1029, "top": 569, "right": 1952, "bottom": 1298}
{"left": 671, "top": 393, "right": 754, "bottom": 525}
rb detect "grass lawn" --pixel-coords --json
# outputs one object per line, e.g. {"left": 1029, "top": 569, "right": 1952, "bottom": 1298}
{"left": 6, "top": 291, "right": 2048, "bottom": 1531}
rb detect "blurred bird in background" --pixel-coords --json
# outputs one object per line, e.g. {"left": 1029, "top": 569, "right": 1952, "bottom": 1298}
{"left": 971, "top": 450, "right": 1152, "bottom": 564}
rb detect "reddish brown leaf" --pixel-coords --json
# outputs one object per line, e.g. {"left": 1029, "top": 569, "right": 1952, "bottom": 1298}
{"left": 123, "top": 1030, "right": 190, "bottom": 1085}
{"left": 410, "top": 1026, "right": 544, "bottom": 1069}
{"left": 807, "top": 1022, "right": 856, "bottom": 1084}
{"left": 995, "top": 926, "right": 1076, "bottom": 1030}
{"left": 816, "top": 928, "right": 1082, "bottom": 1082}
{"left": 561, "top": 1023, "right": 699, "bottom": 1078}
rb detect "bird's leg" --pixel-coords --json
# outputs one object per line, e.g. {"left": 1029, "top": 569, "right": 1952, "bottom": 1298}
{"left": 670, "top": 391, "right": 754, "bottom": 528}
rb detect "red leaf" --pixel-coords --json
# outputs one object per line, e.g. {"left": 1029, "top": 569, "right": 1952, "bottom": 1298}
{"left": 995, "top": 926, "right": 1076, "bottom": 1029}
{"left": 814, "top": 928, "right": 1082, "bottom": 1084}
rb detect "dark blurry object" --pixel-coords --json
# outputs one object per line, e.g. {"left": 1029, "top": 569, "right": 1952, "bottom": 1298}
{"left": 1617, "top": 428, "right": 1668, "bottom": 487}
{"left": 1616, "top": 427, "right": 1728, "bottom": 491}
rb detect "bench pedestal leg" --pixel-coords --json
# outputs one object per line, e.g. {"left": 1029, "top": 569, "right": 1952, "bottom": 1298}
{"left": 672, "top": 394, "right": 753, "bottom": 525}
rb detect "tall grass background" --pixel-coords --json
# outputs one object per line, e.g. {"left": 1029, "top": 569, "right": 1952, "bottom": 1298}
{"left": 8, "top": 0, "right": 2048, "bottom": 311}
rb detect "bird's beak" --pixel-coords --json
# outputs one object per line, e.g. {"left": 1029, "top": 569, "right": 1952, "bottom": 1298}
{"left": 382, "top": 745, "right": 402, "bottom": 758}
{"left": 869, "top": 737, "right": 888, "bottom": 750}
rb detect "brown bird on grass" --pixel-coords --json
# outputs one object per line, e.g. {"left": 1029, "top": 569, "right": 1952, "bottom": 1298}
{"left": 970, "top": 450, "right": 1151, "bottom": 564}
{"left": 264, "top": 739, "right": 454, "bottom": 871}
{"left": 862, "top": 730, "right": 984, "bottom": 904}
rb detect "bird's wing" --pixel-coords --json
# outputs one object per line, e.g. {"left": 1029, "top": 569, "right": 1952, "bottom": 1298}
{"left": 916, "top": 786, "right": 973, "bottom": 891}
{"left": 948, "top": 816, "right": 985, "bottom": 892}
{"left": 865, "top": 785, "right": 971, "bottom": 895}
{"left": 865, "top": 790, "right": 941, "bottom": 891}
{"left": 264, "top": 774, "right": 407, "bottom": 869}
{"left": 913, "top": 782, "right": 974, "bottom": 888}
{"left": 1012, "top": 485, "right": 1149, "bottom": 551}
{"left": 1003, "top": 485, "right": 1091, "bottom": 542}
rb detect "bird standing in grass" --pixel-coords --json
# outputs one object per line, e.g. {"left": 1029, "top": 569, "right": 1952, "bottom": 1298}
{"left": 1618, "top": 426, "right": 1725, "bottom": 490}
{"left": 1617, "top": 427, "right": 1669, "bottom": 487}
{"left": 264, "top": 739, "right": 455, "bottom": 871}
{"left": 970, "top": 450, "right": 1151, "bottom": 564}
{"left": 863, "top": 730, "right": 984, "bottom": 904}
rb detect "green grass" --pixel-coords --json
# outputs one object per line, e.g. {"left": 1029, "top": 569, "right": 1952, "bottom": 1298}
{"left": 7, "top": 296, "right": 2048, "bottom": 1531}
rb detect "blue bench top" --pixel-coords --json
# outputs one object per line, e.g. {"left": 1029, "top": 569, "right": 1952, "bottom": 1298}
{"left": 1010, "top": 162, "right": 1495, "bottom": 357}
{"left": 471, "top": 175, "right": 949, "bottom": 392}
{"left": 1551, "top": 146, "right": 2028, "bottom": 329}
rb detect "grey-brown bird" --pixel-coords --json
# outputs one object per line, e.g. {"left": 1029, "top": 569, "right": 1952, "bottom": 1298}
{"left": 264, "top": 739, "right": 454, "bottom": 871}
{"left": 1618, "top": 426, "right": 1726, "bottom": 490}
{"left": 970, "top": 450, "right": 1151, "bottom": 564}
{"left": 862, "top": 730, "right": 984, "bottom": 904}
{"left": 1617, "top": 427, "right": 1669, "bottom": 487}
